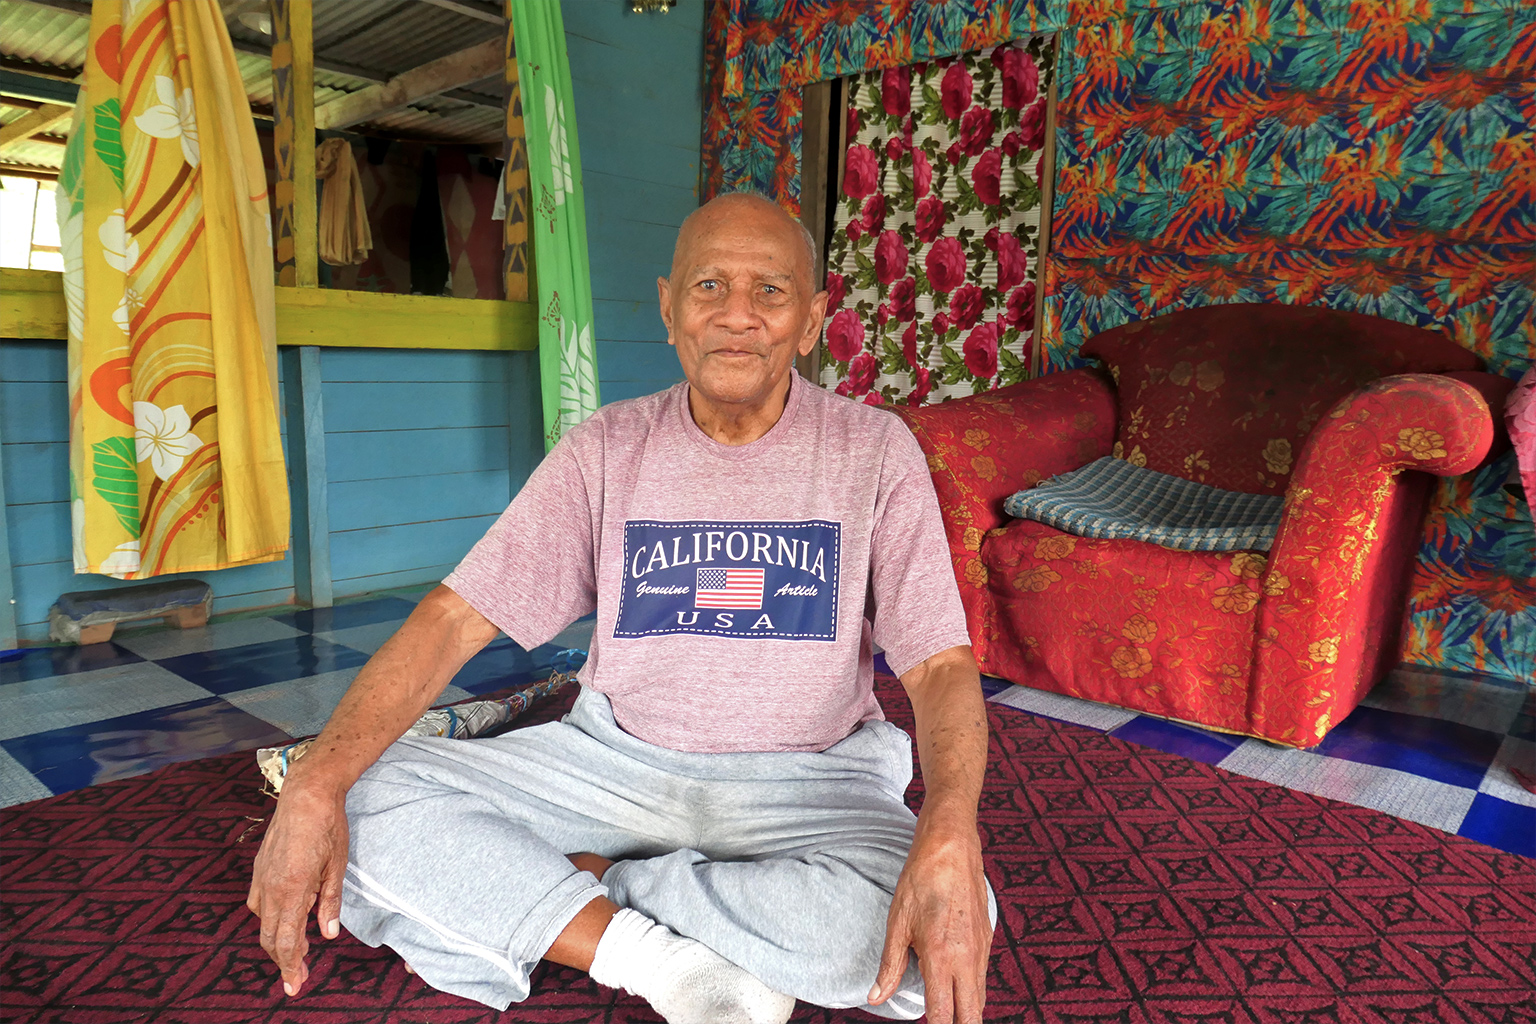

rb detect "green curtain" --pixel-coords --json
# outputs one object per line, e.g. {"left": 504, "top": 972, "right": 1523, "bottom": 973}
{"left": 508, "top": 0, "right": 601, "bottom": 451}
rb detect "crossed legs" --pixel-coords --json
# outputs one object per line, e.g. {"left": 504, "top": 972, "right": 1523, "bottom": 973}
{"left": 339, "top": 691, "right": 934, "bottom": 1017}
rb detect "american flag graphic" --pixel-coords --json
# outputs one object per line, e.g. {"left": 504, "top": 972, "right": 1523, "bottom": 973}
{"left": 695, "top": 567, "right": 765, "bottom": 609}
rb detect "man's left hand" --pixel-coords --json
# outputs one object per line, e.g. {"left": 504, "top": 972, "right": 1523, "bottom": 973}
{"left": 870, "top": 817, "right": 993, "bottom": 1023}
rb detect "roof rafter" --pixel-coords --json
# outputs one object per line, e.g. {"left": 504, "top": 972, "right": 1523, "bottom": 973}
{"left": 0, "top": 103, "right": 73, "bottom": 154}
{"left": 420, "top": 0, "right": 506, "bottom": 25}
{"left": 314, "top": 37, "right": 503, "bottom": 131}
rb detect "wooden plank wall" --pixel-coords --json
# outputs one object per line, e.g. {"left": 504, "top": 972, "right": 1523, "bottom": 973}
{"left": 320, "top": 348, "right": 521, "bottom": 598}
{"left": 0, "top": 340, "right": 298, "bottom": 637}
{"left": 562, "top": 0, "right": 702, "bottom": 402}
{"left": 0, "top": 339, "right": 537, "bottom": 642}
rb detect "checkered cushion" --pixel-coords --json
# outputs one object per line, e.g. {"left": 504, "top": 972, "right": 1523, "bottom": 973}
{"left": 1003, "top": 457, "right": 1284, "bottom": 552}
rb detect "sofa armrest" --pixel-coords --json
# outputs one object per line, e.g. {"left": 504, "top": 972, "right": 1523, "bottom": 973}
{"left": 1250, "top": 373, "right": 1498, "bottom": 744}
{"left": 894, "top": 368, "right": 1117, "bottom": 625}
{"left": 1443, "top": 370, "right": 1516, "bottom": 461}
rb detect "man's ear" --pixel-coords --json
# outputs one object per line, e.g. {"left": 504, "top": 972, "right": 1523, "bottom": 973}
{"left": 798, "top": 289, "right": 829, "bottom": 357}
{"left": 657, "top": 276, "right": 675, "bottom": 347}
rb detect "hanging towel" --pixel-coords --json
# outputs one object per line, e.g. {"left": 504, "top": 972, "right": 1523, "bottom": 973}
{"left": 316, "top": 137, "right": 372, "bottom": 266}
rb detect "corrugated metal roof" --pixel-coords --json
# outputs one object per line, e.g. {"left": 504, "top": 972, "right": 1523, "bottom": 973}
{"left": 0, "top": 0, "right": 508, "bottom": 172}
{"left": 1, "top": 136, "right": 65, "bottom": 169}
{"left": 0, "top": 1, "right": 89, "bottom": 71}
{"left": 319, "top": 3, "right": 502, "bottom": 76}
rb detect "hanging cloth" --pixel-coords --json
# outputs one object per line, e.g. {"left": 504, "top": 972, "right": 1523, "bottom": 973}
{"left": 507, "top": 0, "right": 600, "bottom": 450}
{"left": 57, "top": 0, "right": 289, "bottom": 579}
{"left": 315, "top": 137, "right": 372, "bottom": 266}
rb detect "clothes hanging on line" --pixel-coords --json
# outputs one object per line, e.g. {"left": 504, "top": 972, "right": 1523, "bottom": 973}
{"left": 316, "top": 137, "right": 373, "bottom": 266}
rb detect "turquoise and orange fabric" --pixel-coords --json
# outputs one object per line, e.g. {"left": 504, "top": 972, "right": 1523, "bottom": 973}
{"left": 702, "top": 0, "right": 1535, "bottom": 684}
{"left": 58, "top": 0, "right": 288, "bottom": 579}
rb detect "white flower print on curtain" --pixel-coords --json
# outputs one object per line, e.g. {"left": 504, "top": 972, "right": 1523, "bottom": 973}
{"left": 820, "top": 39, "right": 1054, "bottom": 406}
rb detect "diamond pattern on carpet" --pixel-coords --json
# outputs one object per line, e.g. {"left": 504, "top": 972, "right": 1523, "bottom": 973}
{"left": 2, "top": 675, "right": 1531, "bottom": 1023}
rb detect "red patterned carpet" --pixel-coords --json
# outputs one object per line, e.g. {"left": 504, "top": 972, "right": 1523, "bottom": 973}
{"left": 3, "top": 676, "right": 1532, "bottom": 1024}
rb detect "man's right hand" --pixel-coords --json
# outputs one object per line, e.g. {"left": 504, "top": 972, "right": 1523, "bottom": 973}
{"left": 242, "top": 586, "right": 503, "bottom": 996}
{"left": 247, "top": 779, "right": 350, "bottom": 996}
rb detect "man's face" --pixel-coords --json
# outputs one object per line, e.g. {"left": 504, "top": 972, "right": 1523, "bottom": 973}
{"left": 658, "top": 198, "right": 827, "bottom": 414}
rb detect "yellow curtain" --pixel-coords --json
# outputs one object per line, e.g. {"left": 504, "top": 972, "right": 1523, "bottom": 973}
{"left": 58, "top": 0, "right": 289, "bottom": 579}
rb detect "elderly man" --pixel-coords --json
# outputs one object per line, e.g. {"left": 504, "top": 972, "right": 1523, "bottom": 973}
{"left": 247, "top": 193, "right": 994, "bottom": 1023}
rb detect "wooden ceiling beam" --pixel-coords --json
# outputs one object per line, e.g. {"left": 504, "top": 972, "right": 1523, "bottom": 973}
{"left": 0, "top": 103, "right": 73, "bottom": 154}
{"left": 0, "top": 161, "right": 58, "bottom": 181}
{"left": 420, "top": 0, "right": 506, "bottom": 25}
{"left": 314, "top": 37, "right": 502, "bottom": 131}
{"left": 0, "top": 62, "right": 82, "bottom": 98}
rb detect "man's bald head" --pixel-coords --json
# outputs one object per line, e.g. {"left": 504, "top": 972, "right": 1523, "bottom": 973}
{"left": 670, "top": 192, "right": 818, "bottom": 292}
{"left": 656, "top": 190, "right": 829, "bottom": 444}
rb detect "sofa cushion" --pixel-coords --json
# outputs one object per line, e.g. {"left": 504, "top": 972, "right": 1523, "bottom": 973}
{"left": 1082, "top": 304, "right": 1483, "bottom": 496}
{"left": 1004, "top": 456, "right": 1284, "bottom": 551}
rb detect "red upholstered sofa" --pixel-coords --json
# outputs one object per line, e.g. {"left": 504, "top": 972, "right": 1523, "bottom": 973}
{"left": 897, "top": 304, "right": 1512, "bottom": 748}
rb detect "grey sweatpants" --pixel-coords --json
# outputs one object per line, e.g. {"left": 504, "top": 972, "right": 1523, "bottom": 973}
{"left": 340, "top": 688, "right": 989, "bottom": 1017}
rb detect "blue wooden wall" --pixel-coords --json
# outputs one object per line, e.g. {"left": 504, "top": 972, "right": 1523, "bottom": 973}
{"left": 0, "top": 3, "right": 704, "bottom": 646}
{"left": 564, "top": 0, "right": 699, "bottom": 402}
{"left": 0, "top": 341, "right": 541, "bottom": 643}
{"left": 321, "top": 348, "right": 521, "bottom": 596}
{"left": 0, "top": 340, "right": 298, "bottom": 636}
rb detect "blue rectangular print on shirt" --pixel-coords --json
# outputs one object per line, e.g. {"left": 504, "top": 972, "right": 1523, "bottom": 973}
{"left": 614, "top": 520, "right": 841, "bottom": 640}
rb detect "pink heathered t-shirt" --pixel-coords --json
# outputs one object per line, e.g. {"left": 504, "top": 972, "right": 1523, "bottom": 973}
{"left": 443, "top": 372, "right": 972, "bottom": 753}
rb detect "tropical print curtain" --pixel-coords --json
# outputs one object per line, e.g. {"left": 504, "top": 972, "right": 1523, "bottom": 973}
{"left": 58, "top": 0, "right": 288, "bottom": 579}
{"left": 821, "top": 40, "right": 1054, "bottom": 406}
{"left": 506, "top": 0, "right": 600, "bottom": 451}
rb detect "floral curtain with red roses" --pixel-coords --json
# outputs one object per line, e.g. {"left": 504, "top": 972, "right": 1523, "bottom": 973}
{"left": 820, "top": 40, "right": 1053, "bottom": 407}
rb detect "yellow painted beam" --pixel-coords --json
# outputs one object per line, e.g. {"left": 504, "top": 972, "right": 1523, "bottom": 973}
{"left": 275, "top": 285, "right": 537, "bottom": 350}
{"left": 0, "top": 269, "right": 536, "bottom": 351}
{"left": 0, "top": 267, "right": 64, "bottom": 338}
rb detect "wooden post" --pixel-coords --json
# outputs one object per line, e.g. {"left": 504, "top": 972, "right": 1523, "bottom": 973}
{"left": 272, "top": 2, "right": 327, "bottom": 606}
{"left": 797, "top": 80, "right": 832, "bottom": 384}
{"left": 503, "top": 1, "right": 537, "bottom": 500}
{"left": 281, "top": 346, "right": 332, "bottom": 608}
{"left": 1031, "top": 34, "right": 1060, "bottom": 379}
{"left": 507, "top": 349, "right": 542, "bottom": 498}
{"left": 271, "top": 0, "right": 316, "bottom": 289}
{"left": 502, "top": 0, "right": 531, "bottom": 303}
{"left": 0, "top": 411, "right": 17, "bottom": 651}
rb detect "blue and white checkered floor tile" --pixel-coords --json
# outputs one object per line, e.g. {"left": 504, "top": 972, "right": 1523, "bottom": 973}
{"left": 981, "top": 667, "right": 1536, "bottom": 857}
{"left": 0, "top": 593, "right": 596, "bottom": 809}
{"left": 2, "top": 593, "right": 1532, "bottom": 858}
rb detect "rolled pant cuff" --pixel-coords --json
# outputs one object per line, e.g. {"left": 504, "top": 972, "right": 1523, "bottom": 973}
{"left": 509, "top": 870, "right": 610, "bottom": 966}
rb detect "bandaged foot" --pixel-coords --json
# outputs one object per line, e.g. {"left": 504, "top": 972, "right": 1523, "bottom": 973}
{"left": 587, "top": 907, "right": 795, "bottom": 1024}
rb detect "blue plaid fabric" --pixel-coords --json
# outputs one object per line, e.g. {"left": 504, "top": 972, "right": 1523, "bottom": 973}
{"left": 1003, "top": 457, "right": 1285, "bottom": 552}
